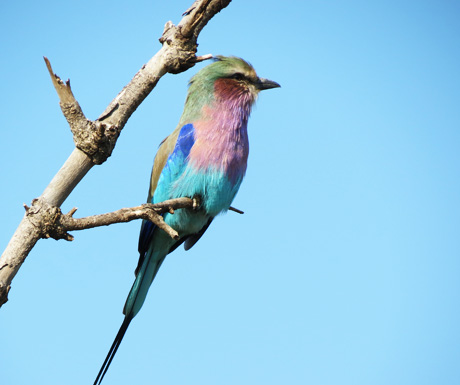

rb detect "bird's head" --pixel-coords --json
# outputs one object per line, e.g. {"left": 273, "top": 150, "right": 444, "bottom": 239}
{"left": 189, "top": 56, "right": 280, "bottom": 101}
{"left": 181, "top": 56, "right": 279, "bottom": 124}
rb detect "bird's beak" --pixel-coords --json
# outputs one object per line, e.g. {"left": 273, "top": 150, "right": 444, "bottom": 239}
{"left": 256, "top": 77, "right": 281, "bottom": 91}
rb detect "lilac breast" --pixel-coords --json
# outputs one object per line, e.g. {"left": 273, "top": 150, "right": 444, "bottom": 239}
{"left": 188, "top": 91, "right": 252, "bottom": 184}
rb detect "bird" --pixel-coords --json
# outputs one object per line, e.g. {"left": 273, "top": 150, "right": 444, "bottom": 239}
{"left": 93, "top": 56, "right": 280, "bottom": 384}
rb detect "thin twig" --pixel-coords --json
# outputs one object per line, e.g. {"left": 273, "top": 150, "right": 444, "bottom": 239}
{"left": 229, "top": 206, "right": 244, "bottom": 214}
{"left": 195, "top": 54, "right": 213, "bottom": 62}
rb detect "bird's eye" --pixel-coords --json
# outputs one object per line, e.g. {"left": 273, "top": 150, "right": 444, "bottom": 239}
{"left": 230, "top": 73, "right": 245, "bottom": 81}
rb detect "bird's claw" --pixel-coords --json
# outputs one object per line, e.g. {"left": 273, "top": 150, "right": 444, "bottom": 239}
{"left": 192, "top": 195, "right": 201, "bottom": 210}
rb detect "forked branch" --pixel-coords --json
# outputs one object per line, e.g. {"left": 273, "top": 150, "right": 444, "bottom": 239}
{"left": 24, "top": 198, "right": 242, "bottom": 242}
{"left": 31, "top": 198, "right": 196, "bottom": 242}
{"left": 0, "top": 0, "right": 232, "bottom": 307}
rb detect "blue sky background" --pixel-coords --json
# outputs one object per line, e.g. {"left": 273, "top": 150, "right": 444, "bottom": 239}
{"left": 2, "top": 1, "right": 460, "bottom": 384}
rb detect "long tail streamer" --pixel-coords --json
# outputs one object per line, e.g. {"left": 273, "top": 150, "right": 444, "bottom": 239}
{"left": 93, "top": 317, "right": 132, "bottom": 385}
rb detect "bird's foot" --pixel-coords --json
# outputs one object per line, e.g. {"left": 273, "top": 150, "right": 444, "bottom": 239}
{"left": 192, "top": 195, "right": 202, "bottom": 210}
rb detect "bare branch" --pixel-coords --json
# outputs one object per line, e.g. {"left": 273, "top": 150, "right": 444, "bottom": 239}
{"left": 0, "top": 0, "right": 232, "bottom": 307}
{"left": 229, "top": 206, "right": 244, "bottom": 214}
{"left": 44, "top": 57, "right": 76, "bottom": 105}
{"left": 38, "top": 198, "right": 196, "bottom": 242}
{"left": 19, "top": 197, "right": 239, "bottom": 243}
{"left": 45, "top": 57, "right": 115, "bottom": 166}
{"left": 195, "top": 54, "right": 214, "bottom": 62}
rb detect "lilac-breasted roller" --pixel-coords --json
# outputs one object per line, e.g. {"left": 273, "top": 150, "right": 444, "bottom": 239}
{"left": 94, "top": 56, "right": 280, "bottom": 384}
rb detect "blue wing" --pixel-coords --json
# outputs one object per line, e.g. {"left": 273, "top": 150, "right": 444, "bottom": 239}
{"left": 153, "top": 123, "right": 195, "bottom": 204}
{"left": 137, "top": 124, "right": 196, "bottom": 271}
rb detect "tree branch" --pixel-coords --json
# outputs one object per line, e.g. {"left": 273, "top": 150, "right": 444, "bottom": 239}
{"left": 0, "top": 0, "right": 232, "bottom": 308}
{"left": 44, "top": 57, "right": 118, "bottom": 166}
{"left": 229, "top": 206, "right": 244, "bottom": 214}
{"left": 27, "top": 197, "right": 196, "bottom": 242}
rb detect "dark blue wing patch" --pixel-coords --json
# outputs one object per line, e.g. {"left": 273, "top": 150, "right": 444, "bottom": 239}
{"left": 175, "top": 123, "right": 195, "bottom": 157}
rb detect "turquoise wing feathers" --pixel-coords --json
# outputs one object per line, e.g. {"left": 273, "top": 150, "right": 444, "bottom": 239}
{"left": 138, "top": 123, "right": 197, "bottom": 264}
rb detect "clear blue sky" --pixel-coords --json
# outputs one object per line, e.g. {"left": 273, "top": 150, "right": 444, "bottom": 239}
{"left": 2, "top": 1, "right": 460, "bottom": 384}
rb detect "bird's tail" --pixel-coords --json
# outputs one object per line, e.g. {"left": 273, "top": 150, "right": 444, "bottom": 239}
{"left": 123, "top": 250, "right": 166, "bottom": 318}
{"left": 93, "top": 250, "right": 166, "bottom": 385}
{"left": 93, "top": 316, "right": 132, "bottom": 385}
